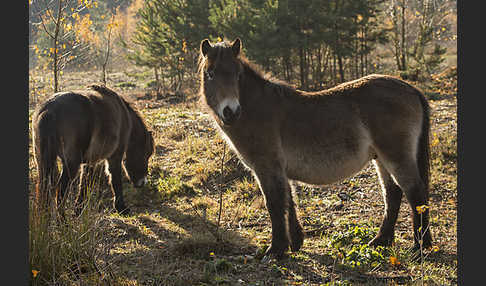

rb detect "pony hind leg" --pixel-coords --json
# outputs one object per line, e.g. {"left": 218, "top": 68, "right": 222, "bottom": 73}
{"left": 376, "top": 156, "right": 432, "bottom": 249}
{"left": 57, "top": 155, "right": 82, "bottom": 214}
{"left": 369, "top": 159, "right": 403, "bottom": 247}
{"left": 76, "top": 164, "right": 104, "bottom": 214}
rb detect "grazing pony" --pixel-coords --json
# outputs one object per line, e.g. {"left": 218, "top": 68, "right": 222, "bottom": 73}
{"left": 198, "top": 38, "right": 432, "bottom": 259}
{"left": 33, "top": 85, "right": 154, "bottom": 214}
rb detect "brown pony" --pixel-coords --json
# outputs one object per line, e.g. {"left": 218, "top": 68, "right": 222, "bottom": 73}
{"left": 32, "top": 85, "right": 154, "bottom": 214}
{"left": 198, "top": 38, "right": 432, "bottom": 260}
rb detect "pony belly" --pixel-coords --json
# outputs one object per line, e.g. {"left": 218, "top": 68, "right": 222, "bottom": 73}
{"left": 84, "top": 133, "right": 121, "bottom": 163}
{"left": 285, "top": 147, "right": 373, "bottom": 185}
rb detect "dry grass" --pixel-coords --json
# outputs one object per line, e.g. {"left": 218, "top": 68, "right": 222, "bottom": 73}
{"left": 29, "top": 67, "right": 457, "bottom": 285}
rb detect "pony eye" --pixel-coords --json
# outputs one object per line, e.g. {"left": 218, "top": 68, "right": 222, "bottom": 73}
{"left": 206, "top": 69, "right": 214, "bottom": 80}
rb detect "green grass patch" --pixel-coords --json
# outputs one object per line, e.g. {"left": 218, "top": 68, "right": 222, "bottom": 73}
{"left": 156, "top": 175, "right": 197, "bottom": 199}
{"left": 115, "top": 81, "right": 137, "bottom": 89}
{"left": 328, "top": 223, "right": 387, "bottom": 271}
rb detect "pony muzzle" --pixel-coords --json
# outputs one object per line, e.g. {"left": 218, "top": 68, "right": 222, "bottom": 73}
{"left": 134, "top": 176, "right": 148, "bottom": 188}
{"left": 218, "top": 98, "right": 241, "bottom": 126}
{"left": 222, "top": 105, "right": 241, "bottom": 125}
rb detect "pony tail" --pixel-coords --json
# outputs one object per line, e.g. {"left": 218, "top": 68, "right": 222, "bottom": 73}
{"left": 416, "top": 90, "right": 431, "bottom": 194}
{"left": 34, "top": 111, "right": 59, "bottom": 210}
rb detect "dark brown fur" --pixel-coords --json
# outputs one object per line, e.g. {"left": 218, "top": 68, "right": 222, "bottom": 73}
{"left": 33, "top": 85, "right": 154, "bottom": 214}
{"left": 198, "top": 39, "right": 432, "bottom": 259}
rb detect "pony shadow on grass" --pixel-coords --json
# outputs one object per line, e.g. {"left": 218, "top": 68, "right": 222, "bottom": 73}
{"left": 127, "top": 186, "right": 257, "bottom": 256}
{"left": 101, "top": 195, "right": 257, "bottom": 284}
{"left": 98, "top": 184, "right": 338, "bottom": 284}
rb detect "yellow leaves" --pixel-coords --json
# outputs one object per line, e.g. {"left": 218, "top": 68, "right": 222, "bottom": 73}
{"left": 32, "top": 45, "right": 40, "bottom": 54}
{"left": 182, "top": 40, "right": 187, "bottom": 53}
{"left": 31, "top": 269, "right": 39, "bottom": 278}
{"left": 431, "top": 133, "right": 440, "bottom": 147}
{"left": 64, "top": 22, "right": 73, "bottom": 32}
{"left": 75, "top": 0, "right": 98, "bottom": 9}
{"left": 416, "top": 205, "right": 429, "bottom": 215}
{"left": 106, "top": 20, "right": 120, "bottom": 30}
{"left": 447, "top": 198, "right": 455, "bottom": 206}
{"left": 195, "top": 166, "right": 205, "bottom": 174}
{"left": 389, "top": 256, "right": 401, "bottom": 266}
{"left": 217, "top": 37, "right": 222, "bottom": 42}
{"left": 74, "top": 14, "right": 99, "bottom": 46}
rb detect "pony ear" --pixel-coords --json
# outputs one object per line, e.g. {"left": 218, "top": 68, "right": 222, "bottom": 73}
{"left": 232, "top": 38, "right": 241, "bottom": 57}
{"left": 201, "top": 39, "right": 212, "bottom": 57}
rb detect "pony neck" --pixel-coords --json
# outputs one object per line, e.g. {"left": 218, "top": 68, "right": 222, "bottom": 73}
{"left": 238, "top": 59, "right": 297, "bottom": 103}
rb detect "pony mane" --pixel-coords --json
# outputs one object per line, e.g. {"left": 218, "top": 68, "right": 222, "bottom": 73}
{"left": 238, "top": 55, "right": 298, "bottom": 97}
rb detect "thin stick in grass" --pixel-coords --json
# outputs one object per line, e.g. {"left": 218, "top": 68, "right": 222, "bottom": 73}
{"left": 217, "top": 143, "right": 226, "bottom": 227}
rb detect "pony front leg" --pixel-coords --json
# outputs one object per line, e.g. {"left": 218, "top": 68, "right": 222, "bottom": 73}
{"left": 288, "top": 185, "right": 304, "bottom": 251}
{"left": 254, "top": 171, "right": 291, "bottom": 260}
{"left": 107, "top": 156, "right": 130, "bottom": 215}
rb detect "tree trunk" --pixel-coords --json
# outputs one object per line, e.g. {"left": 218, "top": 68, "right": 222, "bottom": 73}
{"left": 316, "top": 46, "right": 322, "bottom": 89}
{"left": 337, "top": 54, "right": 345, "bottom": 83}
{"left": 299, "top": 46, "right": 305, "bottom": 89}
{"left": 53, "top": 0, "right": 63, "bottom": 93}
{"left": 332, "top": 52, "right": 337, "bottom": 85}
{"left": 400, "top": 3, "right": 406, "bottom": 71}
{"left": 102, "top": 20, "right": 113, "bottom": 86}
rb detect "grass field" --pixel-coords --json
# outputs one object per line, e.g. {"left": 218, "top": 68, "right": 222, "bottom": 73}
{"left": 28, "top": 66, "right": 457, "bottom": 285}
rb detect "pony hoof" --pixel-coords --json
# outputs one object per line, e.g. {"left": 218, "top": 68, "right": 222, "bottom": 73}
{"left": 413, "top": 240, "right": 433, "bottom": 251}
{"left": 290, "top": 232, "right": 304, "bottom": 252}
{"left": 368, "top": 235, "right": 393, "bottom": 247}
{"left": 261, "top": 246, "right": 287, "bottom": 262}
{"left": 117, "top": 207, "right": 131, "bottom": 215}
{"left": 261, "top": 255, "right": 274, "bottom": 264}
{"left": 261, "top": 253, "right": 287, "bottom": 263}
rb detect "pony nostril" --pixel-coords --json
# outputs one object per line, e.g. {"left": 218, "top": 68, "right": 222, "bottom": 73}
{"left": 234, "top": 105, "right": 241, "bottom": 118}
{"left": 223, "top": 106, "right": 233, "bottom": 120}
{"left": 135, "top": 177, "right": 147, "bottom": 188}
